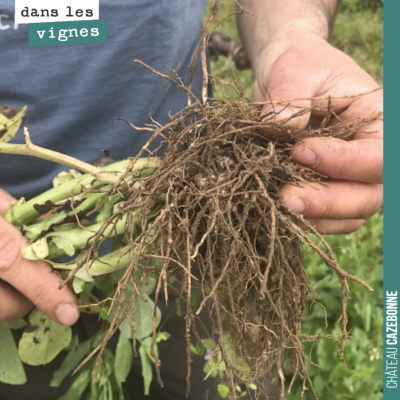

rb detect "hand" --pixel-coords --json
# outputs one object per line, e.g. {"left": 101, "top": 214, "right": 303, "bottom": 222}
{"left": 0, "top": 188, "right": 79, "bottom": 324}
{"left": 252, "top": 30, "right": 383, "bottom": 234}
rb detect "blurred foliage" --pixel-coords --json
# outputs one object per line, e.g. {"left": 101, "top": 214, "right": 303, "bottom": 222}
{"left": 204, "top": 1, "right": 383, "bottom": 399}
{"left": 204, "top": 0, "right": 254, "bottom": 99}
{"left": 204, "top": 0, "right": 383, "bottom": 98}
{"left": 287, "top": 212, "right": 383, "bottom": 400}
{"left": 339, "top": 0, "right": 383, "bottom": 13}
{"left": 333, "top": 0, "right": 383, "bottom": 83}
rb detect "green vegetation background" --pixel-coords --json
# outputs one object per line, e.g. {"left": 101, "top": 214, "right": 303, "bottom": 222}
{"left": 204, "top": 1, "right": 383, "bottom": 399}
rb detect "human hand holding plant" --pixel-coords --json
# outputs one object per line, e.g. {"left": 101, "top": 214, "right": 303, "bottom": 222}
{"left": 0, "top": 1, "right": 382, "bottom": 396}
{"left": 0, "top": 188, "right": 79, "bottom": 325}
{"left": 238, "top": 0, "right": 383, "bottom": 234}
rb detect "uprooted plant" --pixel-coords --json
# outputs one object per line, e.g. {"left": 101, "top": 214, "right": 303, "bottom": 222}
{"left": 0, "top": 1, "right": 382, "bottom": 399}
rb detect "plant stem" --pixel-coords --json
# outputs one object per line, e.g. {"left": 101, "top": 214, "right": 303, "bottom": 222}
{"left": 0, "top": 125, "right": 100, "bottom": 175}
{"left": 50, "top": 225, "right": 159, "bottom": 279}
{"left": 22, "top": 186, "right": 125, "bottom": 242}
{"left": 52, "top": 245, "right": 138, "bottom": 281}
{"left": 0, "top": 142, "right": 102, "bottom": 175}
{"left": 44, "top": 203, "right": 163, "bottom": 258}
{"left": 5, "top": 158, "right": 160, "bottom": 226}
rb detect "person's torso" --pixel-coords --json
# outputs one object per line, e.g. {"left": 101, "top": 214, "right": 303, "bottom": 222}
{"left": 0, "top": 0, "right": 208, "bottom": 199}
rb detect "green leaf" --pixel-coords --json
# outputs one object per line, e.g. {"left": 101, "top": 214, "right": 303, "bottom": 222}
{"left": 217, "top": 384, "right": 230, "bottom": 399}
{"left": 96, "top": 348, "right": 114, "bottom": 387}
{"left": 190, "top": 291, "right": 201, "bottom": 309}
{"left": 316, "top": 339, "right": 337, "bottom": 372}
{"left": 203, "top": 356, "right": 221, "bottom": 378}
{"left": 0, "top": 104, "right": 27, "bottom": 143}
{"left": 140, "top": 275, "right": 157, "bottom": 295}
{"left": 217, "top": 359, "right": 226, "bottom": 379}
{"left": 141, "top": 337, "right": 159, "bottom": 361}
{"left": 355, "top": 296, "right": 372, "bottom": 333}
{"left": 221, "top": 334, "right": 250, "bottom": 378}
{"left": 5, "top": 319, "right": 27, "bottom": 330}
{"left": 136, "top": 331, "right": 170, "bottom": 392}
{"left": 58, "top": 367, "right": 91, "bottom": 400}
{"left": 134, "top": 294, "right": 161, "bottom": 340}
{"left": 0, "top": 323, "right": 27, "bottom": 384}
{"left": 312, "top": 375, "right": 325, "bottom": 395}
{"left": 94, "top": 198, "right": 114, "bottom": 224}
{"left": 98, "top": 382, "right": 114, "bottom": 400}
{"left": 53, "top": 170, "right": 82, "bottom": 188}
{"left": 114, "top": 335, "right": 133, "bottom": 383}
{"left": 202, "top": 338, "right": 216, "bottom": 351}
{"left": 23, "top": 211, "right": 67, "bottom": 242}
{"left": 73, "top": 277, "right": 88, "bottom": 294}
{"left": 118, "top": 318, "right": 132, "bottom": 339}
{"left": 364, "top": 302, "right": 372, "bottom": 333}
{"left": 190, "top": 342, "right": 205, "bottom": 356}
{"left": 79, "top": 291, "right": 102, "bottom": 314}
{"left": 85, "top": 349, "right": 116, "bottom": 400}
{"left": 95, "top": 275, "right": 118, "bottom": 294}
{"left": 99, "top": 300, "right": 113, "bottom": 321}
{"left": 50, "top": 234, "right": 76, "bottom": 257}
{"left": 349, "top": 327, "right": 368, "bottom": 354}
{"left": 20, "top": 237, "right": 49, "bottom": 260}
{"left": 18, "top": 308, "right": 72, "bottom": 366}
{"left": 139, "top": 344, "right": 153, "bottom": 395}
{"left": 66, "top": 334, "right": 79, "bottom": 351}
{"left": 50, "top": 335, "right": 92, "bottom": 387}
{"left": 175, "top": 298, "right": 182, "bottom": 317}
{"left": 155, "top": 331, "right": 171, "bottom": 343}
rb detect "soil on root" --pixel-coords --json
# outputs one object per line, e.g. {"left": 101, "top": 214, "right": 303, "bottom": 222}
{"left": 68, "top": 89, "right": 380, "bottom": 399}
{"left": 132, "top": 98, "right": 378, "bottom": 399}
{"left": 66, "top": 1, "right": 382, "bottom": 397}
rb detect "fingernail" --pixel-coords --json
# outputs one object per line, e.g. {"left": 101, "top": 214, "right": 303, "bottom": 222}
{"left": 291, "top": 147, "right": 319, "bottom": 167}
{"left": 55, "top": 303, "right": 79, "bottom": 326}
{"left": 285, "top": 196, "right": 307, "bottom": 214}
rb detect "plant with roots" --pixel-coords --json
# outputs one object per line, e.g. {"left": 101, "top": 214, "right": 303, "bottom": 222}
{"left": 0, "top": 1, "right": 382, "bottom": 399}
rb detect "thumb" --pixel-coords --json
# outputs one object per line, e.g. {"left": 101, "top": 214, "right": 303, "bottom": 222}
{"left": 253, "top": 75, "right": 315, "bottom": 135}
{"left": 0, "top": 216, "right": 79, "bottom": 326}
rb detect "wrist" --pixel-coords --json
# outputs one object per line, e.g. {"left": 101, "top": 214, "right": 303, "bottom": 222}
{"left": 270, "top": 17, "right": 331, "bottom": 42}
{"left": 246, "top": 13, "right": 333, "bottom": 70}
{"left": 238, "top": 0, "right": 337, "bottom": 71}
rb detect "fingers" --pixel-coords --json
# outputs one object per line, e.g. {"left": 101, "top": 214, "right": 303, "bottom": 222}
{"left": 291, "top": 137, "right": 383, "bottom": 184}
{"left": 0, "top": 280, "right": 33, "bottom": 321}
{"left": 253, "top": 33, "right": 382, "bottom": 139}
{"left": 299, "top": 218, "right": 364, "bottom": 235}
{"left": 253, "top": 79, "right": 313, "bottom": 136}
{"left": 280, "top": 180, "right": 383, "bottom": 220}
{"left": 0, "top": 216, "right": 79, "bottom": 326}
{"left": 330, "top": 90, "right": 383, "bottom": 141}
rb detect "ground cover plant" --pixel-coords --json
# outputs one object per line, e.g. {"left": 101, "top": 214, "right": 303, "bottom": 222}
{"left": 0, "top": 1, "right": 383, "bottom": 399}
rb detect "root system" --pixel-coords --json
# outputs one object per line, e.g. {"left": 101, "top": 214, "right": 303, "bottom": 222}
{"left": 34, "top": 2, "right": 382, "bottom": 398}
{"left": 66, "top": 79, "right": 381, "bottom": 400}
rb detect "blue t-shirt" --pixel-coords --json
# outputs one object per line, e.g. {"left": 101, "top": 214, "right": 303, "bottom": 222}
{"left": 0, "top": 0, "right": 208, "bottom": 199}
